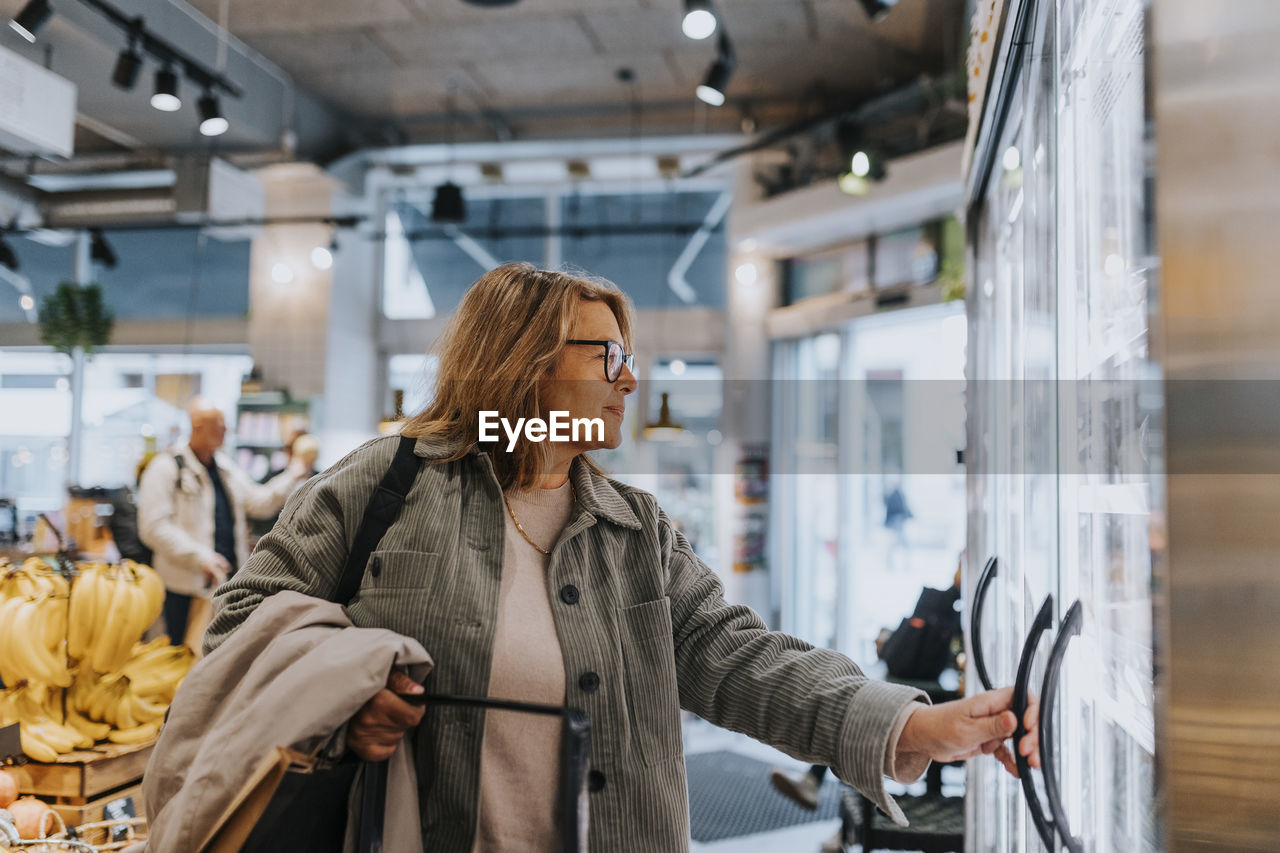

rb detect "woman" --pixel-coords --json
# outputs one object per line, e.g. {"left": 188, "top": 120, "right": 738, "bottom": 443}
{"left": 205, "top": 263, "right": 1038, "bottom": 852}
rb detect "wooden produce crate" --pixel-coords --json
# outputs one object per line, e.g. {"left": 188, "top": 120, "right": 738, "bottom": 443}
{"left": 48, "top": 780, "right": 144, "bottom": 827}
{"left": 7, "top": 739, "right": 154, "bottom": 818}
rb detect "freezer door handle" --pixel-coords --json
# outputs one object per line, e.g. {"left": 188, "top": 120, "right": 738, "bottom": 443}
{"left": 970, "top": 555, "right": 999, "bottom": 691}
{"left": 1040, "top": 599, "right": 1084, "bottom": 853}
{"left": 1014, "top": 594, "right": 1057, "bottom": 851}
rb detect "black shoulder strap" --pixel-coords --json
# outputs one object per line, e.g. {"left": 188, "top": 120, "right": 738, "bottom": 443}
{"left": 332, "top": 435, "right": 422, "bottom": 605}
{"left": 173, "top": 453, "right": 186, "bottom": 491}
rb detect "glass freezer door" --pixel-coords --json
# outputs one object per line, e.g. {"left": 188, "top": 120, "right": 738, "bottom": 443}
{"left": 1053, "top": 0, "right": 1159, "bottom": 850}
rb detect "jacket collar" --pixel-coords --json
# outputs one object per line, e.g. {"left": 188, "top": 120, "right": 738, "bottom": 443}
{"left": 178, "top": 443, "right": 228, "bottom": 474}
{"left": 411, "top": 434, "right": 642, "bottom": 531}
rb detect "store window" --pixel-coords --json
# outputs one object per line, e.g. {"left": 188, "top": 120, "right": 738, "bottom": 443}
{"left": 386, "top": 353, "right": 439, "bottom": 419}
{"left": 873, "top": 224, "right": 941, "bottom": 289}
{"left": 0, "top": 230, "right": 250, "bottom": 325}
{"left": 836, "top": 305, "right": 967, "bottom": 667}
{"left": 0, "top": 349, "right": 252, "bottom": 526}
{"left": 784, "top": 240, "right": 871, "bottom": 303}
{"left": 594, "top": 357, "right": 724, "bottom": 565}
{"left": 382, "top": 196, "right": 546, "bottom": 319}
{"left": 772, "top": 333, "right": 841, "bottom": 648}
{"left": 560, "top": 192, "right": 725, "bottom": 309}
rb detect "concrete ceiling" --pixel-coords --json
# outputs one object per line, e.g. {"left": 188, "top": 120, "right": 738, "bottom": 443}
{"left": 0, "top": 0, "right": 968, "bottom": 233}
{"left": 1, "top": 0, "right": 965, "bottom": 161}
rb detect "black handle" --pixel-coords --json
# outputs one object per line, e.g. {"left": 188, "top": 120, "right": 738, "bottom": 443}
{"left": 970, "top": 556, "right": 999, "bottom": 691}
{"left": 1013, "top": 594, "right": 1057, "bottom": 851}
{"left": 1040, "top": 600, "right": 1084, "bottom": 853}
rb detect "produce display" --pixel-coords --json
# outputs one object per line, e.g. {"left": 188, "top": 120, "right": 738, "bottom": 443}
{"left": 0, "top": 558, "right": 192, "bottom": 763}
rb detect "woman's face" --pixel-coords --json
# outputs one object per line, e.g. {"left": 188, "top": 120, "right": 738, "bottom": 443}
{"left": 540, "top": 299, "right": 636, "bottom": 452}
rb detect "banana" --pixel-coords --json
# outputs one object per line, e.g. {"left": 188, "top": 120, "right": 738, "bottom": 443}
{"left": 111, "top": 684, "right": 137, "bottom": 730}
{"left": 107, "top": 721, "right": 158, "bottom": 745}
{"left": 90, "top": 571, "right": 129, "bottom": 674}
{"left": 0, "top": 595, "right": 25, "bottom": 686}
{"left": 19, "top": 725, "right": 60, "bottom": 762}
{"left": 67, "top": 565, "right": 102, "bottom": 661}
{"left": 126, "top": 688, "right": 167, "bottom": 724}
{"left": 11, "top": 600, "right": 71, "bottom": 687}
{"left": 24, "top": 722, "right": 76, "bottom": 753}
{"left": 66, "top": 707, "right": 111, "bottom": 742}
{"left": 126, "top": 563, "right": 165, "bottom": 630}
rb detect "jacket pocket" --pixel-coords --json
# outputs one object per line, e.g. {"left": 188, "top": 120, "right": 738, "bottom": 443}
{"left": 619, "top": 597, "right": 682, "bottom": 765}
{"left": 361, "top": 549, "right": 440, "bottom": 591}
{"left": 346, "top": 586, "right": 435, "bottom": 642}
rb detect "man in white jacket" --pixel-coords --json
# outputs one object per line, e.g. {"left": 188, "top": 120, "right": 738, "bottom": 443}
{"left": 138, "top": 397, "right": 312, "bottom": 647}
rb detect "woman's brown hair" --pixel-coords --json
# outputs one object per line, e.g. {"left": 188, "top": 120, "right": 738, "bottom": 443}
{"left": 400, "top": 262, "right": 634, "bottom": 490}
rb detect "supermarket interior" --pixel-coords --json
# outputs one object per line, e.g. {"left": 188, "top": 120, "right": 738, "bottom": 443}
{"left": 0, "top": 0, "right": 1278, "bottom": 851}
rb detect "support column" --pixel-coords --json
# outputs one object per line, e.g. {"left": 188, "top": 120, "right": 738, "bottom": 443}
{"left": 65, "top": 231, "right": 90, "bottom": 489}
{"left": 718, "top": 163, "right": 780, "bottom": 618}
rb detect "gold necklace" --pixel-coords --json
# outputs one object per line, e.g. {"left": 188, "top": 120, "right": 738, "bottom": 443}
{"left": 503, "top": 484, "right": 576, "bottom": 555}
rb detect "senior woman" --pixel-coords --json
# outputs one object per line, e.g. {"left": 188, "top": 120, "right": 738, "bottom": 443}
{"left": 205, "top": 262, "right": 1038, "bottom": 852}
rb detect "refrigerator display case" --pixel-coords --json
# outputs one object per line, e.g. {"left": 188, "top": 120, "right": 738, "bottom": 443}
{"left": 963, "top": 0, "right": 1159, "bottom": 851}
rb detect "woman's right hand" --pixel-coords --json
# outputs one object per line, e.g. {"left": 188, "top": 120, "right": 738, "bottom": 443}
{"left": 346, "top": 671, "right": 426, "bottom": 762}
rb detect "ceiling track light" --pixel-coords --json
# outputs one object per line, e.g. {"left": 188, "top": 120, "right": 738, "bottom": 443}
{"left": 199, "top": 91, "right": 228, "bottom": 136}
{"left": 151, "top": 66, "right": 181, "bottom": 112}
{"left": 112, "top": 44, "right": 143, "bottom": 90}
{"left": 111, "top": 17, "right": 144, "bottom": 91}
{"left": 431, "top": 181, "right": 467, "bottom": 224}
{"left": 89, "top": 228, "right": 118, "bottom": 269}
{"left": 8, "top": 0, "right": 52, "bottom": 43}
{"left": 682, "top": 0, "right": 717, "bottom": 40}
{"left": 857, "top": 0, "right": 898, "bottom": 22}
{"left": 695, "top": 32, "right": 736, "bottom": 107}
{"left": 0, "top": 233, "right": 19, "bottom": 272}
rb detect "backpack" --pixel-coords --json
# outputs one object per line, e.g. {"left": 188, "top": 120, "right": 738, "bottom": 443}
{"left": 107, "top": 487, "right": 154, "bottom": 566}
{"left": 879, "top": 585, "right": 962, "bottom": 681}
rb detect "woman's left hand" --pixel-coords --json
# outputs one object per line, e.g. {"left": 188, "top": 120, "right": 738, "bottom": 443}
{"left": 897, "top": 686, "right": 1039, "bottom": 778}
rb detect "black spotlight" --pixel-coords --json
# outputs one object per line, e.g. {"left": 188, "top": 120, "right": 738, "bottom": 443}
{"left": 681, "top": 0, "right": 717, "bottom": 40}
{"left": 0, "top": 234, "right": 19, "bottom": 272}
{"left": 9, "top": 0, "right": 52, "bottom": 43}
{"left": 431, "top": 181, "right": 467, "bottom": 224}
{"left": 151, "top": 66, "right": 181, "bottom": 112}
{"left": 695, "top": 32, "right": 736, "bottom": 106}
{"left": 857, "top": 0, "right": 897, "bottom": 22}
{"left": 198, "top": 92, "right": 228, "bottom": 136}
{"left": 89, "top": 228, "right": 118, "bottom": 269}
{"left": 112, "top": 45, "right": 143, "bottom": 90}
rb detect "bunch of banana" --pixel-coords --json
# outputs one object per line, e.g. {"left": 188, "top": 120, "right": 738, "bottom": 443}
{"left": 120, "top": 637, "right": 195, "bottom": 705}
{"left": 0, "top": 684, "right": 91, "bottom": 763}
{"left": 70, "top": 641, "right": 191, "bottom": 745}
{"left": 0, "top": 563, "right": 72, "bottom": 688}
{"left": 67, "top": 560, "right": 164, "bottom": 673}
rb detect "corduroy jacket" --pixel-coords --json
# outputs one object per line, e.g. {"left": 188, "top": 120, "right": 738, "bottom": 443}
{"left": 205, "top": 434, "right": 928, "bottom": 851}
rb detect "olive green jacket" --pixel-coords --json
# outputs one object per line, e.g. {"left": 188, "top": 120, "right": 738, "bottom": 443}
{"left": 205, "top": 435, "right": 927, "bottom": 851}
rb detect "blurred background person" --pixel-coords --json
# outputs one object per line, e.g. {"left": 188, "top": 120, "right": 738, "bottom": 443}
{"left": 138, "top": 397, "right": 313, "bottom": 650}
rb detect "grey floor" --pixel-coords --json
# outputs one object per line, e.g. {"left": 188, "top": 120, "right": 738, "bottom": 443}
{"left": 683, "top": 715, "right": 846, "bottom": 853}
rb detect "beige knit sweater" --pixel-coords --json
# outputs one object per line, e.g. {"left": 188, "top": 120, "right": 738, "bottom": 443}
{"left": 473, "top": 480, "right": 575, "bottom": 852}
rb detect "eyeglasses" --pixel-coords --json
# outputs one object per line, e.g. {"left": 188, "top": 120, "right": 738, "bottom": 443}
{"left": 565, "top": 339, "right": 635, "bottom": 382}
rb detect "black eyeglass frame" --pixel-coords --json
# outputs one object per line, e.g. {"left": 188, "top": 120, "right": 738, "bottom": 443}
{"left": 565, "top": 339, "right": 635, "bottom": 382}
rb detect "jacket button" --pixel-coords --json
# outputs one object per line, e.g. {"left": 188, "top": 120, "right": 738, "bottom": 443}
{"left": 370, "top": 556, "right": 382, "bottom": 577}
{"left": 578, "top": 671, "right": 600, "bottom": 693}
{"left": 588, "top": 770, "right": 606, "bottom": 793}
{"left": 560, "top": 584, "right": 580, "bottom": 605}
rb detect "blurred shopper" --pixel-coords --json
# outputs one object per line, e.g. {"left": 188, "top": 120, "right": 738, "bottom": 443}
{"left": 206, "top": 263, "right": 1039, "bottom": 851}
{"left": 252, "top": 431, "right": 321, "bottom": 542}
{"left": 138, "top": 397, "right": 312, "bottom": 650}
